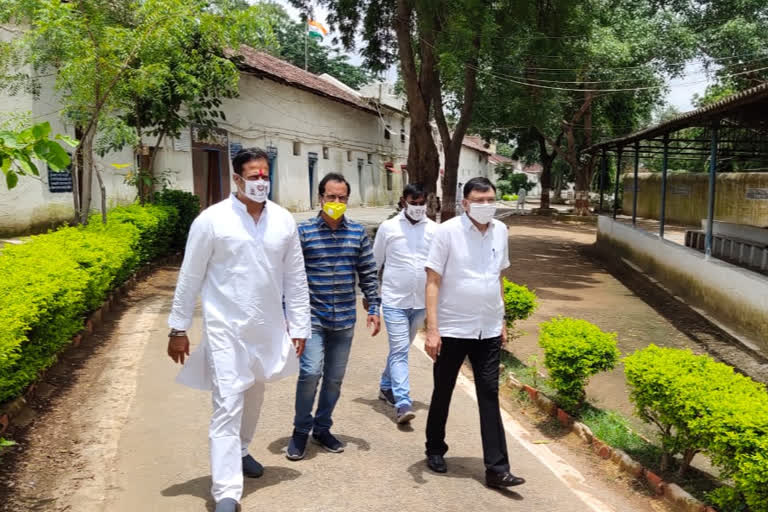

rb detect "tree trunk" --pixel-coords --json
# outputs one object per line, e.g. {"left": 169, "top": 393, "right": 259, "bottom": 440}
{"left": 573, "top": 155, "right": 597, "bottom": 216}
{"left": 574, "top": 166, "right": 590, "bottom": 216}
{"left": 539, "top": 160, "right": 552, "bottom": 210}
{"left": 77, "top": 127, "right": 97, "bottom": 225}
{"left": 535, "top": 131, "right": 558, "bottom": 212}
{"left": 407, "top": 120, "right": 440, "bottom": 195}
{"left": 393, "top": 0, "right": 440, "bottom": 217}
{"left": 94, "top": 164, "right": 107, "bottom": 225}
{"left": 552, "top": 171, "right": 564, "bottom": 203}
{"left": 440, "top": 143, "right": 461, "bottom": 220}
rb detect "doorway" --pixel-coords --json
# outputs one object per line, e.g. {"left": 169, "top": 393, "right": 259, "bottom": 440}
{"left": 308, "top": 152, "right": 318, "bottom": 208}
{"left": 357, "top": 158, "right": 365, "bottom": 204}
{"left": 266, "top": 145, "right": 277, "bottom": 201}
{"left": 192, "top": 149, "right": 228, "bottom": 209}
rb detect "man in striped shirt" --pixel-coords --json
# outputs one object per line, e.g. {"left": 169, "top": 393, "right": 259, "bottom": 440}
{"left": 287, "top": 173, "right": 381, "bottom": 460}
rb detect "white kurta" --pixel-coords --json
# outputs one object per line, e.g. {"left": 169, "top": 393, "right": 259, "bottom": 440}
{"left": 168, "top": 195, "right": 311, "bottom": 398}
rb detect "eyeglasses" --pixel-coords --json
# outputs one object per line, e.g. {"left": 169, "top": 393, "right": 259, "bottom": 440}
{"left": 323, "top": 194, "right": 349, "bottom": 203}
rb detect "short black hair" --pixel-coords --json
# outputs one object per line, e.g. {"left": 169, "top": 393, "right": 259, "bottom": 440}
{"left": 319, "top": 172, "right": 351, "bottom": 197}
{"left": 232, "top": 147, "right": 269, "bottom": 175}
{"left": 463, "top": 177, "right": 496, "bottom": 198}
{"left": 403, "top": 183, "right": 426, "bottom": 201}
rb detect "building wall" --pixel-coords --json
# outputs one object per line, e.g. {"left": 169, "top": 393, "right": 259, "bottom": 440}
{"left": 162, "top": 76, "right": 408, "bottom": 212}
{"left": 0, "top": 76, "right": 137, "bottom": 236}
{"left": 0, "top": 71, "right": 411, "bottom": 235}
{"left": 622, "top": 172, "right": 768, "bottom": 227}
{"left": 437, "top": 146, "right": 491, "bottom": 201}
{"left": 596, "top": 216, "right": 768, "bottom": 352}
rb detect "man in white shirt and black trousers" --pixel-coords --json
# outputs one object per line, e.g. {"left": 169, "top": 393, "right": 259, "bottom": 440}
{"left": 423, "top": 176, "right": 526, "bottom": 489}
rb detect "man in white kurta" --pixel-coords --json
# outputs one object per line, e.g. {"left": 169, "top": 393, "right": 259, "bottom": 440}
{"left": 167, "top": 148, "right": 310, "bottom": 512}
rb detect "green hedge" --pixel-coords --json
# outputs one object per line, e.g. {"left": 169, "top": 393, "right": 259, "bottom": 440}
{"left": 624, "top": 345, "right": 768, "bottom": 511}
{"left": 503, "top": 277, "right": 537, "bottom": 328}
{"left": 0, "top": 192, "right": 198, "bottom": 404}
{"left": 539, "top": 317, "right": 620, "bottom": 413}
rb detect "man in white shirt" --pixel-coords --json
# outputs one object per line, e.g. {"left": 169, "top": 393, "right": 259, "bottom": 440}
{"left": 423, "top": 177, "right": 526, "bottom": 489}
{"left": 372, "top": 183, "right": 436, "bottom": 424}
{"left": 167, "top": 148, "right": 310, "bottom": 512}
{"left": 516, "top": 186, "right": 527, "bottom": 212}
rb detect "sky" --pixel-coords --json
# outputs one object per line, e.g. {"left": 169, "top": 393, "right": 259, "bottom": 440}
{"left": 270, "top": 0, "right": 712, "bottom": 112}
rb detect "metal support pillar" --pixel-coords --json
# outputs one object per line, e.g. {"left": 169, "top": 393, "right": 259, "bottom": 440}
{"left": 613, "top": 147, "right": 623, "bottom": 220}
{"left": 599, "top": 148, "right": 606, "bottom": 213}
{"left": 705, "top": 121, "right": 719, "bottom": 257}
{"left": 632, "top": 141, "right": 640, "bottom": 226}
{"left": 659, "top": 133, "right": 669, "bottom": 239}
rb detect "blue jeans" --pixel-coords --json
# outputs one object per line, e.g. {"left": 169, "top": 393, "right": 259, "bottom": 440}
{"left": 293, "top": 327, "right": 355, "bottom": 434}
{"left": 380, "top": 306, "right": 425, "bottom": 408}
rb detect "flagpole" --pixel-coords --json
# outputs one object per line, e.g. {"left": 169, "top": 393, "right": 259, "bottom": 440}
{"left": 304, "top": 17, "right": 308, "bottom": 71}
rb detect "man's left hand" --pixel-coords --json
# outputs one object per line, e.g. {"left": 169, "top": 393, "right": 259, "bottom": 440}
{"left": 501, "top": 323, "right": 508, "bottom": 344}
{"left": 367, "top": 315, "right": 381, "bottom": 336}
{"left": 292, "top": 338, "right": 306, "bottom": 357}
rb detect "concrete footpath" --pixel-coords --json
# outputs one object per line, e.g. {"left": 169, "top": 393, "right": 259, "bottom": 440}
{"left": 100, "top": 273, "right": 650, "bottom": 512}
{"left": 0, "top": 265, "right": 661, "bottom": 512}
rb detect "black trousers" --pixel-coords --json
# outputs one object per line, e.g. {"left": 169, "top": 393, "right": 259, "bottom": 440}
{"left": 425, "top": 336, "right": 510, "bottom": 474}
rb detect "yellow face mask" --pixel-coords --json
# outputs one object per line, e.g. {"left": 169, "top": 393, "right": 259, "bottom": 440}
{"left": 323, "top": 201, "right": 347, "bottom": 220}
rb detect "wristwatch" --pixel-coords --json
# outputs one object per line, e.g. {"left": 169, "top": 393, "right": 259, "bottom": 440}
{"left": 169, "top": 328, "right": 187, "bottom": 337}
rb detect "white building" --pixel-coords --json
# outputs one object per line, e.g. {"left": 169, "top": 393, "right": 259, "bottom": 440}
{"left": 0, "top": 46, "right": 411, "bottom": 235}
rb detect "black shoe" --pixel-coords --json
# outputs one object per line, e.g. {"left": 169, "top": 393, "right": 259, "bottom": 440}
{"left": 426, "top": 454, "right": 447, "bottom": 473}
{"left": 242, "top": 454, "right": 264, "bottom": 478}
{"left": 312, "top": 430, "right": 344, "bottom": 453}
{"left": 286, "top": 430, "right": 309, "bottom": 461}
{"left": 379, "top": 388, "right": 395, "bottom": 406}
{"left": 486, "top": 471, "right": 526, "bottom": 488}
{"left": 215, "top": 498, "right": 239, "bottom": 512}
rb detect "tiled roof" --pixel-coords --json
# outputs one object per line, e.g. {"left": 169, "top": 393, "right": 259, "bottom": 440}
{"left": 228, "top": 45, "right": 377, "bottom": 115}
{"left": 587, "top": 82, "right": 768, "bottom": 152}
{"left": 462, "top": 135, "right": 493, "bottom": 154}
{"left": 523, "top": 163, "right": 543, "bottom": 174}
{"left": 490, "top": 154, "right": 514, "bottom": 165}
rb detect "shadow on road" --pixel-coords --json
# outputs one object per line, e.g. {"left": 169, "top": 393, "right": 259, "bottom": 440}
{"left": 266, "top": 434, "right": 371, "bottom": 460}
{"left": 405, "top": 456, "right": 524, "bottom": 500}
{"left": 160, "top": 466, "right": 302, "bottom": 510}
{"left": 351, "top": 396, "right": 429, "bottom": 431}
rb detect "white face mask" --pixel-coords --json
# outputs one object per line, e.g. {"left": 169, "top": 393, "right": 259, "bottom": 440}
{"left": 405, "top": 203, "right": 427, "bottom": 221}
{"left": 468, "top": 203, "right": 496, "bottom": 225}
{"left": 243, "top": 180, "right": 270, "bottom": 203}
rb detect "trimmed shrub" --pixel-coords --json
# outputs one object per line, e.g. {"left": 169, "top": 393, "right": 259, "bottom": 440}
{"left": 0, "top": 191, "right": 198, "bottom": 404}
{"left": 539, "top": 317, "right": 620, "bottom": 413}
{"left": 155, "top": 189, "right": 200, "bottom": 250}
{"left": 625, "top": 345, "right": 768, "bottom": 510}
{"left": 502, "top": 278, "right": 537, "bottom": 328}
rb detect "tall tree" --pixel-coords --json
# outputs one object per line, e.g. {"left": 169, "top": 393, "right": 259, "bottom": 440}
{"left": 290, "top": 0, "right": 516, "bottom": 219}
{"left": 474, "top": 0, "right": 696, "bottom": 214}
{"left": 2, "top": 0, "right": 217, "bottom": 223}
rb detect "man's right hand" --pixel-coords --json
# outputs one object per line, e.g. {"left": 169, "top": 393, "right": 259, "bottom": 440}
{"left": 168, "top": 335, "right": 190, "bottom": 364}
{"left": 425, "top": 329, "right": 442, "bottom": 362}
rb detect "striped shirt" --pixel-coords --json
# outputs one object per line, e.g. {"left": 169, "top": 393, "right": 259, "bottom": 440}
{"left": 298, "top": 214, "right": 381, "bottom": 330}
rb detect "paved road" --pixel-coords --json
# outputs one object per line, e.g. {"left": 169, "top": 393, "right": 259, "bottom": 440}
{"left": 1, "top": 220, "right": 666, "bottom": 512}
{"left": 96, "top": 269, "right": 654, "bottom": 512}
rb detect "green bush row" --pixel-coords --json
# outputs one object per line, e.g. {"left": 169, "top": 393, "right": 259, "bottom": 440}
{"left": 624, "top": 345, "right": 768, "bottom": 511}
{"left": 0, "top": 192, "right": 199, "bottom": 404}
{"left": 539, "top": 317, "right": 620, "bottom": 413}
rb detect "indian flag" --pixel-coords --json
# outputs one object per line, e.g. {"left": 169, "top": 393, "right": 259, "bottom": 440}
{"left": 308, "top": 20, "right": 328, "bottom": 41}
